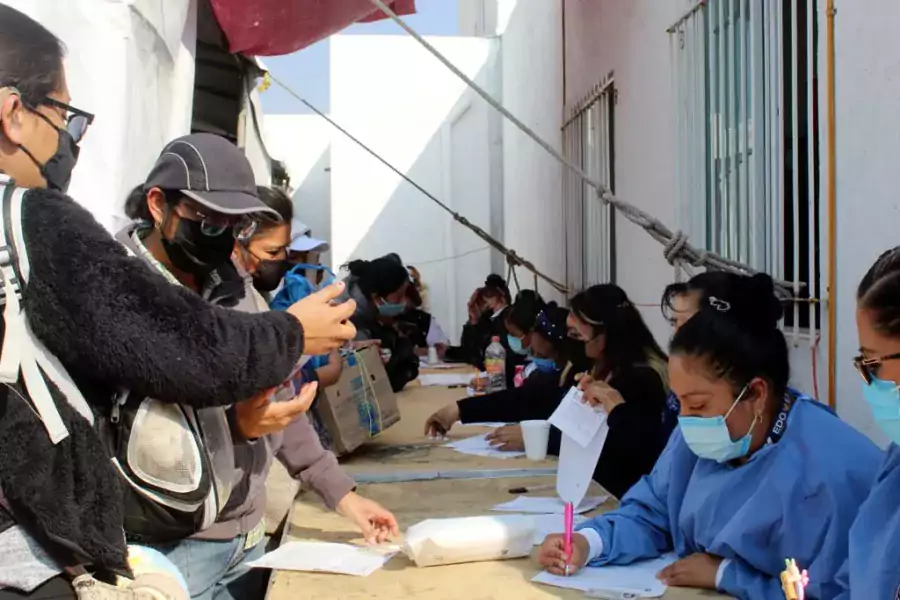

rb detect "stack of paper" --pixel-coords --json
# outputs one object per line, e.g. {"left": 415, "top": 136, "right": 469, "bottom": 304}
{"left": 454, "top": 421, "right": 508, "bottom": 428}
{"left": 247, "top": 541, "right": 396, "bottom": 576}
{"left": 532, "top": 553, "right": 678, "bottom": 598}
{"left": 444, "top": 434, "right": 525, "bottom": 458}
{"left": 417, "top": 373, "right": 474, "bottom": 387}
{"left": 492, "top": 495, "right": 608, "bottom": 514}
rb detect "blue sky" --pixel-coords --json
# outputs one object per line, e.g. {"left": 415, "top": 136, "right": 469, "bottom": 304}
{"left": 260, "top": 0, "right": 459, "bottom": 114}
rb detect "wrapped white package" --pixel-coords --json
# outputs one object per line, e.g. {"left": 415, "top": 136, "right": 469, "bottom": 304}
{"left": 402, "top": 515, "right": 536, "bottom": 568}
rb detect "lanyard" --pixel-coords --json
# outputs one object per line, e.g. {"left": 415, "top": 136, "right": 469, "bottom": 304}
{"left": 765, "top": 391, "right": 796, "bottom": 445}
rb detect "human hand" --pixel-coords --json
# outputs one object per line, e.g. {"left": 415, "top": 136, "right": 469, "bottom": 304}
{"left": 235, "top": 383, "right": 318, "bottom": 439}
{"left": 470, "top": 376, "right": 489, "bottom": 391}
{"left": 287, "top": 282, "right": 357, "bottom": 355}
{"left": 336, "top": 492, "right": 400, "bottom": 544}
{"left": 574, "top": 372, "right": 594, "bottom": 390}
{"left": 486, "top": 425, "right": 524, "bottom": 451}
{"left": 537, "top": 533, "right": 589, "bottom": 576}
{"left": 582, "top": 380, "right": 624, "bottom": 413}
{"left": 424, "top": 403, "right": 460, "bottom": 437}
{"left": 656, "top": 553, "right": 723, "bottom": 590}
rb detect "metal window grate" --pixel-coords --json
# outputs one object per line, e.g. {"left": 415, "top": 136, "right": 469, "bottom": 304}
{"left": 563, "top": 78, "right": 616, "bottom": 292}
{"left": 670, "top": 0, "right": 820, "bottom": 338}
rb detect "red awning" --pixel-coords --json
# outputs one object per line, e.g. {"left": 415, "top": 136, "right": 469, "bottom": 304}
{"left": 208, "top": 0, "right": 417, "bottom": 57}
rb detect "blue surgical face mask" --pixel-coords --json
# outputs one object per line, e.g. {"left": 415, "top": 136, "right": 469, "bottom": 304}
{"left": 678, "top": 385, "right": 758, "bottom": 463}
{"left": 530, "top": 357, "right": 558, "bottom": 373}
{"left": 377, "top": 300, "right": 407, "bottom": 317}
{"left": 507, "top": 334, "right": 531, "bottom": 356}
{"left": 863, "top": 375, "right": 900, "bottom": 444}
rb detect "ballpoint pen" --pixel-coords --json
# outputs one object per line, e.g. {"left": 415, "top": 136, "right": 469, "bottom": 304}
{"left": 563, "top": 501, "right": 574, "bottom": 576}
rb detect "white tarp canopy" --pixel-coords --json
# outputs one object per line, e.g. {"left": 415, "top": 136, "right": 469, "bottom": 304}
{"left": 3, "top": 0, "right": 198, "bottom": 231}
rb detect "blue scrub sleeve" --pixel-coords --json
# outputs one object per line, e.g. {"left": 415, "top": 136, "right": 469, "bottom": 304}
{"left": 717, "top": 557, "right": 786, "bottom": 600}
{"left": 575, "top": 435, "right": 677, "bottom": 565}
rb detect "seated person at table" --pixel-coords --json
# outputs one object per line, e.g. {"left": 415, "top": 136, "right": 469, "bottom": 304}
{"left": 345, "top": 255, "right": 419, "bottom": 391}
{"left": 424, "top": 303, "right": 576, "bottom": 436}
{"left": 444, "top": 275, "right": 512, "bottom": 366}
{"left": 551, "top": 283, "right": 672, "bottom": 499}
{"left": 834, "top": 247, "right": 900, "bottom": 599}
{"left": 538, "top": 274, "right": 882, "bottom": 600}
{"left": 396, "top": 267, "right": 451, "bottom": 357}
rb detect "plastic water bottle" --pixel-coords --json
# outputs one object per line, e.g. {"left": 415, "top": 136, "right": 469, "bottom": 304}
{"left": 484, "top": 336, "right": 507, "bottom": 393}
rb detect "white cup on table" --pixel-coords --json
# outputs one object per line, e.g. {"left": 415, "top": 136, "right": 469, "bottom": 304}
{"left": 427, "top": 346, "right": 439, "bottom": 365}
{"left": 520, "top": 420, "right": 551, "bottom": 461}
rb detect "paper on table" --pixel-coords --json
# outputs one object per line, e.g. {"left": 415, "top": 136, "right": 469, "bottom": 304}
{"left": 418, "top": 359, "right": 462, "bottom": 370}
{"left": 532, "top": 553, "right": 678, "bottom": 598}
{"left": 418, "top": 373, "right": 474, "bottom": 387}
{"left": 492, "top": 495, "right": 607, "bottom": 514}
{"left": 247, "top": 541, "right": 395, "bottom": 576}
{"left": 548, "top": 387, "right": 606, "bottom": 448}
{"left": 530, "top": 513, "right": 588, "bottom": 545}
{"left": 556, "top": 417, "right": 610, "bottom": 507}
{"left": 444, "top": 434, "right": 525, "bottom": 458}
{"left": 454, "top": 420, "right": 508, "bottom": 428}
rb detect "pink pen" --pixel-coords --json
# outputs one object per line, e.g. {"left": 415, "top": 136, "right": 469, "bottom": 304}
{"left": 564, "top": 501, "right": 574, "bottom": 576}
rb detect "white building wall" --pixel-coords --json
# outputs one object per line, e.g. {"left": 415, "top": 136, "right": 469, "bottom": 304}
{"left": 830, "top": 0, "right": 900, "bottom": 444}
{"left": 263, "top": 115, "right": 333, "bottom": 267}
{"left": 329, "top": 35, "right": 499, "bottom": 343}
{"left": 498, "top": 0, "right": 565, "bottom": 303}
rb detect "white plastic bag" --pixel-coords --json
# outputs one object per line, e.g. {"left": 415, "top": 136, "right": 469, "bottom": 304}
{"left": 402, "top": 515, "right": 536, "bottom": 568}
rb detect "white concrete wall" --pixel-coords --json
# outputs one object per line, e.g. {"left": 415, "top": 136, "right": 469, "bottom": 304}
{"left": 829, "top": 0, "right": 900, "bottom": 444}
{"left": 329, "top": 35, "right": 499, "bottom": 343}
{"left": 263, "top": 114, "right": 333, "bottom": 267}
{"left": 496, "top": 0, "right": 566, "bottom": 304}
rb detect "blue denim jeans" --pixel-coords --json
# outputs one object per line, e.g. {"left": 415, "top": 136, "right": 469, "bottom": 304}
{"left": 157, "top": 535, "right": 266, "bottom": 600}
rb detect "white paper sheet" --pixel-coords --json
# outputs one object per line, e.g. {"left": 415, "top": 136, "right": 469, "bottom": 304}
{"left": 492, "top": 495, "right": 607, "bottom": 514}
{"left": 418, "top": 359, "right": 461, "bottom": 370}
{"left": 444, "top": 434, "right": 525, "bottom": 458}
{"left": 418, "top": 373, "right": 474, "bottom": 387}
{"left": 247, "top": 541, "right": 395, "bottom": 576}
{"left": 548, "top": 387, "right": 606, "bottom": 448}
{"left": 531, "top": 553, "right": 678, "bottom": 598}
{"left": 455, "top": 420, "right": 508, "bottom": 428}
{"left": 530, "top": 513, "right": 588, "bottom": 545}
{"left": 556, "top": 420, "right": 610, "bottom": 507}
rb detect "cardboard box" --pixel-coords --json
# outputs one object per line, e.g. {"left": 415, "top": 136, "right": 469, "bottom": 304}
{"left": 312, "top": 346, "right": 400, "bottom": 456}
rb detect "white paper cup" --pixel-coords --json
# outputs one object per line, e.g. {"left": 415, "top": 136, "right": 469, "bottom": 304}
{"left": 427, "top": 346, "right": 439, "bottom": 365}
{"left": 520, "top": 420, "right": 551, "bottom": 461}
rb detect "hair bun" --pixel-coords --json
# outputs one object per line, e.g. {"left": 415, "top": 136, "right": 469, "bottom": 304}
{"left": 705, "top": 273, "right": 782, "bottom": 330}
{"left": 485, "top": 274, "right": 506, "bottom": 288}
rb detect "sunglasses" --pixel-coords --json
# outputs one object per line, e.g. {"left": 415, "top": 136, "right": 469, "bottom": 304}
{"left": 40, "top": 97, "right": 94, "bottom": 143}
{"left": 853, "top": 352, "right": 900, "bottom": 385}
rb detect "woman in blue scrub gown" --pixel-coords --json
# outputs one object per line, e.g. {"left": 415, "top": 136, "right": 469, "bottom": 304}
{"left": 834, "top": 247, "right": 900, "bottom": 599}
{"left": 539, "top": 274, "right": 883, "bottom": 600}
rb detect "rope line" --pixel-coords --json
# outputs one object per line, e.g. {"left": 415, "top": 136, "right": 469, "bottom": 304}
{"left": 369, "top": 0, "right": 800, "bottom": 294}
{"left": 267, "top": 73, "right": 570, "bottom": 295}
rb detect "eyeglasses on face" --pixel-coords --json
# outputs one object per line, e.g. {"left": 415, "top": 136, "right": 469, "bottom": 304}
{"left": 853, "top": 352, "right": 900, "bottom": 385}
{"left": 40, "top": 97, "right": 94, "bottom": 144}
{"left": 174, "top": 202, "right": 259, "bottom": 240}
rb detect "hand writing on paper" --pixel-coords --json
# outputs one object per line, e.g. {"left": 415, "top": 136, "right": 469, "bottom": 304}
{"left": 424, "top": 403, "right": 460, "bottom": 437}
{"left": 287, "top": 282, "right": 357, "bottom": 355}
{"left": 486, "top": 425, "right": 525, "bottom": 451}
{"left": 656, "top": 553, "right": 722, "bottom": 590}
{"left": 234, "top": 383, "right": 318, "bottom": 440}
{"left": 582, "top": 380, "right": 624, "bottom": 414}
{"left": 336, "top": 492, "right": 400, "bottom": 544}
{"left": 538, "top": 533, "right": 588, "bottom": 576}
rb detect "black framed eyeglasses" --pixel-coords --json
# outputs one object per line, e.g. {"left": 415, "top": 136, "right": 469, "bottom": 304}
{"left": 853, "top": 352, "right": 900, "bottom": 385}
{"left": 40, "top": 97, "right": 94, "bottom": 143}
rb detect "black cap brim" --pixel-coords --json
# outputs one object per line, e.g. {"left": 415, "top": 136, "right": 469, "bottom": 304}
{"left": 181, "top": 189, "right": 281, "bottom": 220}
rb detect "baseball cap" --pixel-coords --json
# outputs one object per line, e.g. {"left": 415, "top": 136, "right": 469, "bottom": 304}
{"left": 143, "top": 133, "right": 279, "bottom": 219}
{"left": 289, "top": 219, "right": 330, "bottom": 252}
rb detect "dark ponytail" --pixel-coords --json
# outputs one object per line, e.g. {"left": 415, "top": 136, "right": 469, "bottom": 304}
{"left": 347, "top": 256, "right": 409, "bottom": 299}
{"left": 506, "top": 290, "right": 546, "bottom": 332}
{"left": 671, "top": 273, "right": 789, "bottom": 398}
{"left": 123, "top": 185, "right": 181, "bottom": 223}
{"left": 661, "top": 271, "right": 738, "bottom": 323}
{"left": 858, "top": 247, "right": 900, "bottom": 335}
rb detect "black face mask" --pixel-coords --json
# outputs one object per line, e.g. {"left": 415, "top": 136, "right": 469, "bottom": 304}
{"left": 18, "top": 110, "right": 79, "bottom": 193}
{"left": 252, "top": 257, "right": 290, "bottom": 292}
{"left": 162, "top": 218, "right": 235, "bottom": 277}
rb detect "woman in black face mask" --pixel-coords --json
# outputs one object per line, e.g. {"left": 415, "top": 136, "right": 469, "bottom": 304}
{"left": 232, "top": 186, "right": 293, "bottom": 295}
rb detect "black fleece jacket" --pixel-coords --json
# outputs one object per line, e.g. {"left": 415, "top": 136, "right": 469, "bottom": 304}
{"left": 0, "top": 188, "right": 305, "bottom": 576}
